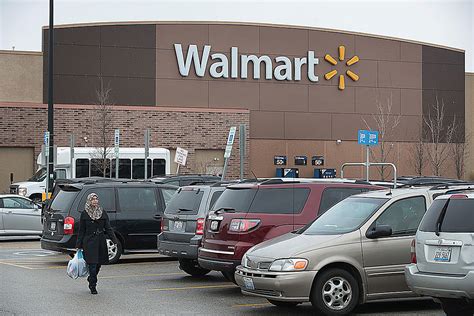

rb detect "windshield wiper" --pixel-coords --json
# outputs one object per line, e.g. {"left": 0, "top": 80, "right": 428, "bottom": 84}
{"left": 178, "top": 208, "right": 195, "bottom": 212}
{"left": 214, "top": 207, "right": 236, "bottom": 215}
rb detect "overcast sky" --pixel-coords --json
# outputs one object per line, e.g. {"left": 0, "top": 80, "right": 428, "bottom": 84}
{"left": 1, "top": 0, "right": 473, "bottom": 71}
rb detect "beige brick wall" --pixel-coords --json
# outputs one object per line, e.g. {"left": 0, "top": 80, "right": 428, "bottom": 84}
{"left": 0, "top": 51, "right": 43, "bottom": 103}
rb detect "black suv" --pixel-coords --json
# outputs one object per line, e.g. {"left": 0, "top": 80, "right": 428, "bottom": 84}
{"left": 151, "top": 174, "right": 221, "bottom": 187}
{"left": 41, "top": 179, "right": 177, "bottom": 263}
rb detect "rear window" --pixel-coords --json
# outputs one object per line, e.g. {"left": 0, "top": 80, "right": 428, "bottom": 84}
{"left": 165, "top": 190, "right": 205, "bottom": 215}
{"left": 421, "top": 198, "right": 474, "bottom": 233}
{"left": 419, "top": 199, "right": 445, "bottom": 232}
{"left": 319, "top": 188, "right": 368, "bottom": 215}
{"left": 209, "top": 191, "right": 223, "bottom": 210}
{"left": 212, "top": 188, "right": 257, "bottom": 213}
{"left": 248, "top": 188, "right": 310, "bottom": 214}
{"left": 50, "top": 189, "right": 79, "bottom": 213}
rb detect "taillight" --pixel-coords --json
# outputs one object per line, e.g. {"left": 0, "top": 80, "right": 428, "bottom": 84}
{"left": 410, "top": 239, "right": 417, "bottom": 264}
{"left": 161, "top": 219, "right": 168, "bottom": 232}
{"left": 64, "top": 216, "right": 74, "bottom": 235}
{"left": 196, "top": 218, "right": 205, "bottom": 235}
{"left": 229, "top": 219, "right": 260, "bottom": 232}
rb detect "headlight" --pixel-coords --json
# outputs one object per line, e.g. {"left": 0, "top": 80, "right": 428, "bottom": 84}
{"left": 18, "top": 187, "right": 27, "bottom": 196}
{"left": 268, "top": 258, "right": 308, "bottom": 272}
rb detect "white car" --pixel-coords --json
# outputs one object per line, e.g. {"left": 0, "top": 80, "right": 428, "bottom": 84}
{"left": 0, "top": 195, "right": 43, "bottom": 236}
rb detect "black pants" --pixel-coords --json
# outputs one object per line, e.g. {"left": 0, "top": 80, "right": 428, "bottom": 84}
{"left": 87, "top": 264, "right": 101, "bottom": 288}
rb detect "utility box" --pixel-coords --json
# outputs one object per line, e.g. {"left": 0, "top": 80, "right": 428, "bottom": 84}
{"left": 276, "top": 168, "right": 299, "bottom": 178}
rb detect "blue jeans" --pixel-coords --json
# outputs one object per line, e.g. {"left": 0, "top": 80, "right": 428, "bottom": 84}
{"left": 87, "top": 264, "right": 101, "bottom": 288}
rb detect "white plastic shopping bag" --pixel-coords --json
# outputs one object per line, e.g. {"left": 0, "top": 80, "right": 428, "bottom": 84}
{"left": 67, "top": 249, "right": 89, "bottom": 279}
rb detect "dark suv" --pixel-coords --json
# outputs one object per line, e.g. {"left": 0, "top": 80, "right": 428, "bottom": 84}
{"left": 158, "top": 183, "right": 231, "bottom": 276}
{"left": 41, "top": 180, "right": 177, "bottom": 263}
{"left": 198, "top": 179, "right": 383, "bottom": 281}
{"left": 151, "top": 174, "right": 221, "bottom": 187}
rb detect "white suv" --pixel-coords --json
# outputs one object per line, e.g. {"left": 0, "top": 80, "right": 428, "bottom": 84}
{"left": 405, "top": 192, "right": 474, "bottom": 316}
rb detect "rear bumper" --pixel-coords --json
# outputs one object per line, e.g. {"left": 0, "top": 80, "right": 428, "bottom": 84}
{"left": 198, "top": 257, "right": 241, "bottom": 272}
{"left": 405, "top": 264, "right": 474, "bottom": 299}
{"left": 235, "top": 265, "right": 316, "bottom": 302}
{"left": 157, "top": 233, "right": 200, "bottom": 259}
{"left": 41, "top": 236, "right": 76, "bottom": 254}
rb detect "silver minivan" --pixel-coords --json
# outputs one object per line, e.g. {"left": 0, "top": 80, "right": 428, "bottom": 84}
{"left": 235, "top": 186, "right": 470, "bottom": 315}
{"left": 405, "top": 192, "right": 474, "bottom": 316}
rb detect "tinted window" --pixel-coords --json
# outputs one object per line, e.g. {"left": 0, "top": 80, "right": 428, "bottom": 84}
{"left": 248, "top": 188, "right": 310, "bottom": 214}
{"left": 319, "top": 188, "right": 367, "bottom": 215}
{"left": 50, "top": 190, "right": 80, "bottom": 213}
{"left": 162, "top": 188, "right": 177, "bottom": 207}
{"left": 118, "top": 188, "right": 158, "bottom": 213}
{"left": 78, "top": 188, "right": 115, "bottom": 212}
{"left": 419, "top": 199, "right": 445, "bottom": 232}
{"left": 165, "top": 190, "right": 204, "bottom": 215}
{"left": 153, "top": 159, "right": 166, "bottom": 176}
{"left": 212, "top": 188, "right": 257, "bottom": 213}
{"left": 118, "top": 159, "right": 131, "bottom": 179}
{"left": 303, "top": 197, "right": 388, "bottom": 235}
{"left": 132, "top": 159, "right": 152, "bottom": 179}
{"left": 374, "top": 196, "right": 426, "bottom": 235}
{"left": 209, "top": 191, "right": 223, "bottom": 210}
{"left": 75, "top": 159, "right": 89, "bottom": 178}
{"left": 440, "top": 199, "right": 474, "bottom": 233}
{"left": 91, "top": 159, "right": 111, "bottom": 177}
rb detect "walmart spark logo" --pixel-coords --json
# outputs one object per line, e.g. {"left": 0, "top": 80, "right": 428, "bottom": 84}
{"left": 324, "top": 46, "right": 359, "bottom": 90}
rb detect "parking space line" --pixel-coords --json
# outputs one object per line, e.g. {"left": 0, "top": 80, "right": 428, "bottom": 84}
{"left": 148, "top": 284, "right": 237, "bottom": 291}
{"left": 232, "top": 303, "right": 271, "bottom": 308}
{"left": 0, "top": 261, "right": 35, "bottom": 270}
{"left": 100, "top": 272, "right": 186, "bottom": 279}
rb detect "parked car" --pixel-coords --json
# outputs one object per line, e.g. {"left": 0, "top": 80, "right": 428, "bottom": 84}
{"left": 151, "top": 174, "right": 221, "bottom": 187}
{"left": 41, "top": 179, "right": 177, "bottom": 263}
{"left": 0, "top": 195, "right": 42, "bottom": 236}
{"left": 234, "top": 184, "right": 473, "bottom": 315}
{"left": 198, "top": 179, "right": 383, "bottom": 282}
{"left": 158, "top": 182, "right": 232, "bottom": 276}
{"left": 405, "top": 191, "right": 474, "bottom": 316}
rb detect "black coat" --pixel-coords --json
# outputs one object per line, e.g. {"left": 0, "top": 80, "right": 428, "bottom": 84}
{"left": 75, "top": 211, "right": 118, "bottom": 264}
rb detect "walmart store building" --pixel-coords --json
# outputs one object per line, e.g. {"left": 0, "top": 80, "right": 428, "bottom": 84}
{"left": 0, "top": 22, "right": 472, "bottom": 192}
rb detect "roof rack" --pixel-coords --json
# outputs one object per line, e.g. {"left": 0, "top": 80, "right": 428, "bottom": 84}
{"left": 429, "top": 182, "right": 474, "bottom": 190}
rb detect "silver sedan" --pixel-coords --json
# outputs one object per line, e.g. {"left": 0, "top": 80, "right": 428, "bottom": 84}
{"left": 0, "top": 194, "right": 43, "bottom": 236}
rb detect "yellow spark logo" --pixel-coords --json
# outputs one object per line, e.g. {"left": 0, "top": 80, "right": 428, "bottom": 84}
{"left": 324, "top": 46, "right": 359, "bottom": 90}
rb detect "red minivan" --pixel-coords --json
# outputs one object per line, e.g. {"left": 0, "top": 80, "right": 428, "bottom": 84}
{"left": 198, "top": 179, "right": 383, "bottom": 281}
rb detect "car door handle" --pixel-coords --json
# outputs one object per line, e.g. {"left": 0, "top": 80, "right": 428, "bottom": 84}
{"left": 153, "top": 214, "right": 162, "bottom": 220}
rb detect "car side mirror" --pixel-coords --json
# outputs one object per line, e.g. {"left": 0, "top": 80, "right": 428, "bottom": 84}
{"left": 366, "top": 224, "right": 392, "bottom": 239}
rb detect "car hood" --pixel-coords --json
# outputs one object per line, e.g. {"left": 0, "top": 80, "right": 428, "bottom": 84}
{"left": 247, "top": 232, "right": 343, "bottom": 260}
{"left": 12, "top": 181, "right": 41, "bottom": 189}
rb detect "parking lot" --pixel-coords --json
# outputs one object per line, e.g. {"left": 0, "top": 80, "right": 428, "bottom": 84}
{"left": 0, "top": 238, "right": 443, "bottom": 315}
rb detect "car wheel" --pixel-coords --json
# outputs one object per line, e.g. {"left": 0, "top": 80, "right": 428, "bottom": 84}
{"left": 441, "top": 298, "right": 474, "bottom": 316}
{"left": 179, "top": 259, "right": 211, "bottom": 277}
{"left": 267, "top": 299, "right": 301, "bottom": 307}
{"left": 106, "top": 238, "right": 122, "bottom": 264}
{"left": 221, "top": 271, "right": 237, "bottom": 284}
{"left": 310, "top": 268, "right": 359, "bottom": 316}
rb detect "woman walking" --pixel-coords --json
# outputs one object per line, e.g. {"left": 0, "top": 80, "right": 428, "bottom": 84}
{"left": 76, "top": 193, "right": 118, "bottom": 294}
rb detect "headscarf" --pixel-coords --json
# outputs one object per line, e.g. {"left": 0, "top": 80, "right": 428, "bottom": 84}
{"left": 85, "top": 193, "right": 103, "bottom": 220}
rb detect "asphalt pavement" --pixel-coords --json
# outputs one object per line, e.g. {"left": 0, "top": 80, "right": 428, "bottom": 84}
{"left": 0, "top": 239, "right": 444, "bottom": 316}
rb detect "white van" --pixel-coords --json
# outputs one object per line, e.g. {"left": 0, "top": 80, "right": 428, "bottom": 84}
{"left": 10, "top": 147, "right": 171, "bottom": 202}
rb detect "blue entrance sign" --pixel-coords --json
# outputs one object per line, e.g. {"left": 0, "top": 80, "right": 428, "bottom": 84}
{"left": 358, "top": 130, "right": 379, "bottom": 146}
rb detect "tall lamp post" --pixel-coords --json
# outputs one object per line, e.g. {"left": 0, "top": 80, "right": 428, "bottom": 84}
{"left": 47, "top": 0, "right": 54, "bottom": 193}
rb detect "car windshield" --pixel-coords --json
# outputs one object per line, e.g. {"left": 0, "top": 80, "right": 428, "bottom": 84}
{"left": 302, "top": 197, "right": 388, "bottom": 235}
{"left": 28, "top": 168, "right": 47, "bottom": 182}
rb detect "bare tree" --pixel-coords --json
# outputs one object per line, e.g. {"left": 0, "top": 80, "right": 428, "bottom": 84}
{"left": 423, "top": 96, "right": 456, "bottom": 176}
{"left": 409, "top": 123, "right": 427, "bottom": 176}
{"left": 90, "top": 78, "right": 114, "bottom": 177}
{"left": 450, "top": 123, "right": 468, "bottom": 179}
{"left": 363, "top": 92, "right": 401, "bottom": 180}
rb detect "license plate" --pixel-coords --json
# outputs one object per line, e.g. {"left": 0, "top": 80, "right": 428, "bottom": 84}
{"left": 173, "top": 221, "right": 185, "bottom": 232}
{"left": 243, "top": 277, "right": 255, "bottom": 290}
{"left": 49, "top": 222, "right": 56, "bottom": 231}
{"left": 434, "top": 247, "right": 452, "bottom": 262}
{"left": 210, "top": 220, "right": 219, "bottom": 231}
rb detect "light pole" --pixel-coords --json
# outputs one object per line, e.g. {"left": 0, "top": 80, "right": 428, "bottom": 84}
{"left": 47, "top": 0, "right": 54, "bottom": 193}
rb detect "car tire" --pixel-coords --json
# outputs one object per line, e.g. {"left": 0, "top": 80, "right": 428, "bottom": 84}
{"left": 107, "top": 238, "right": 122, "bottom": 264}
{"left": 440, "top": 298, "right": 474, "bottom": 316}
{"left": 267, "top": 299, "right": 301, "bottom": 307}
{"left": 221, "top": 271, "right": 237, "bottom": 284}
{"left": 179, "top": 259, "right": 211, "bottom": 277}
{"left": 310, "top": 268, "right": 359, "bottom": 316}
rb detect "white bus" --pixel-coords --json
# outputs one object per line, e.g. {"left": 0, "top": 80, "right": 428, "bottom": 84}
{"left": 10, "top": 147, "right": 171, "bottom": 202}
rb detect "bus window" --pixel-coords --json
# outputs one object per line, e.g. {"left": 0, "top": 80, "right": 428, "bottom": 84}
{"left": 75, "top": 159, "right": 90, "bottom": 178}
{"left": 132, "top": 159, "right": 144, "bottom": 179}
{"left": 153, "top": 159, "right": 166, "bottom": 176}
{"left": 119, "top": 159, "right": 131, "bottom": 179}
{"left": 55, "top": 169, "right": 67, "bottom": 180}
{"left": 91, "top": 159, "right": 111, "bottom": 177}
